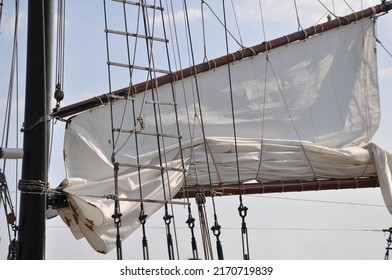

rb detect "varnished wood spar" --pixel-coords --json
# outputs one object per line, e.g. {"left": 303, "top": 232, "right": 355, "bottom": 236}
{"left": 173, "top": 177, "right": 379, "bottom": 199}
{"left": 53, "top": 1, "right": 392, "bottom": 119}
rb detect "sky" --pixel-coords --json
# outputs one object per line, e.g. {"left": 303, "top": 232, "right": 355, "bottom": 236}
{"left": 1, "top": 0, "right": 392, "bottom": 260}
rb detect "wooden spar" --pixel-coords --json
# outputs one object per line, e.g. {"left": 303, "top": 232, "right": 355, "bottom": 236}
{"left": 52, "top": 1, "right": 392, "bottom": 119}
{"left": 173, "top": 177, "right": 380, "bottom": 199}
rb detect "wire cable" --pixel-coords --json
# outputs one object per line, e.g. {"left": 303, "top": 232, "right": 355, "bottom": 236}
{"left": 222, "top": 0, "right": 250, "bottom": 260}
{"left": 293, "top": 0, "right": 303, "bottom": 31}
{"left": 53, "top": 0, "right": 65, "bottom": 111}
{"left": 102, "top": 0, "right": 123, "bottom": 260}
{"left": 0, "top": 0, "right": 20, "bottom": 259}
{"left": 183, "top": 0, "right": 224, "bottom": 260}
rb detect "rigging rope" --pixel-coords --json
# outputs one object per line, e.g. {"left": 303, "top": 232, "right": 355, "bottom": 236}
{"left": 222, "top": 0, "right": 250, "bottom": 260}
{"left": 384, "top": 227, "right": 392, "bottom": 260}
{"left": 265, "top": 57, "right": 319, "bottom": 180}
{"left": 293, "top": 0, "right": 303, "bottom": 31}
{"left": 0, "top": 0, "right": 20, "bottom": 259}
{"left": 104, "top": 0, "right": 197, "bottom": 260}
{"left": 124, "top": 1, "right": 151, "bottom": 260}
{"left": 103, "top": 0, "right": 153, "bottom": 259}
{"left": 317, "top": 0, "right": 338, "bottom": 18}
{"left": 140, "top": 0, "right": 177, "bottom": 260}
{"left": 162, "top": 0, "right": 199, "bottom": 260}
{"left": 257, "top": 4, "right": 272, "bottom": 187}
{"left": 359, "top": 15, "right": 374, "bottom": 178}
{"left": 343, "top": 0, "right": 355, "bottom": 13}
{"left": 0, "top": 0, "right": 4, "bottom": 31}
{"left": 163, "top": 0, "right": 201, "bottom": 260}
{"left": 331, "top": 0, "right": 336, "bottom": 15}
{"left": 255, "top": 0, "right": 269, "bottom": 184}
{"left": 377, "top": 37, "right": 392, "bottom": 58}
{"left": 54, "top": 0, "right": 65, "bottom": 111}
{"left": 200, "top": 1, "right": 244, "bottom": 50}
{"left": 1, "top": 171, "right": 18, "bottom": 259}
{"left": 184, "top": 0, "right": 224, "bottom": 260}
{"left": 112, "top": 163, "right": 123, "bottom": 260}
{"left": 103, "top": 0, "right": 123, "bottom": 260}
{"left": 118, "top": 0, "right": 151, "bottom": 260}
{"left": 200, "top": 1, "right": 208, "bottom": 62}
{"left": 230, "top": 0, "right": 244, "bottom": 48}
{"left": 196, "top": 193, "right": 213, "bottom": 260}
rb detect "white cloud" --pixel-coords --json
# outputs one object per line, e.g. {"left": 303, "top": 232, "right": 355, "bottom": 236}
{"left": 147, "top": 6, "right": 202, "bottom": 31}
{"left": 0, "top": 10, "right": 26, "bottom": 38}
{"left": 379, "top": 67, "right": 392, "bottom": 83}
{"left": 232, "top": 0, "right": 387, "bottom": 27}
{"left": 167, "top": 7, "right": 202, "bottom": 25}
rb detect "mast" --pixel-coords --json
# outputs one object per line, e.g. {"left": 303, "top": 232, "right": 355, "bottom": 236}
{"left": 17, "top": 0, "right": 54, "bottom": 259}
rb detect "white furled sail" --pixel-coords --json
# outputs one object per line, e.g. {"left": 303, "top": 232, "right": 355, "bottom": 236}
{"left": 57, "top": 18, "right": 392, "bottom": 253}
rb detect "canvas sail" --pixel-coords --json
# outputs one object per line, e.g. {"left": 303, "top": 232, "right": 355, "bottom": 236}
{"left": 57, "top": 18, "right": 392, "bottom": 253}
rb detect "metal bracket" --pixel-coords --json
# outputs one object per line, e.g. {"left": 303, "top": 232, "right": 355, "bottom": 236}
{"left": 0, "top": 170, "right": 6, "bottom": 185}
{"left": 47, "top": 194, "right": 68, "bottom": 209}
{"left": 21, "top": 115, "right": 52, "bottom": 133}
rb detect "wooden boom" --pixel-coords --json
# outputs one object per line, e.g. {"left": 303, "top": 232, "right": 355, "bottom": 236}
{"left": 174, "top": 177, "right": 379, "bottom": 198}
